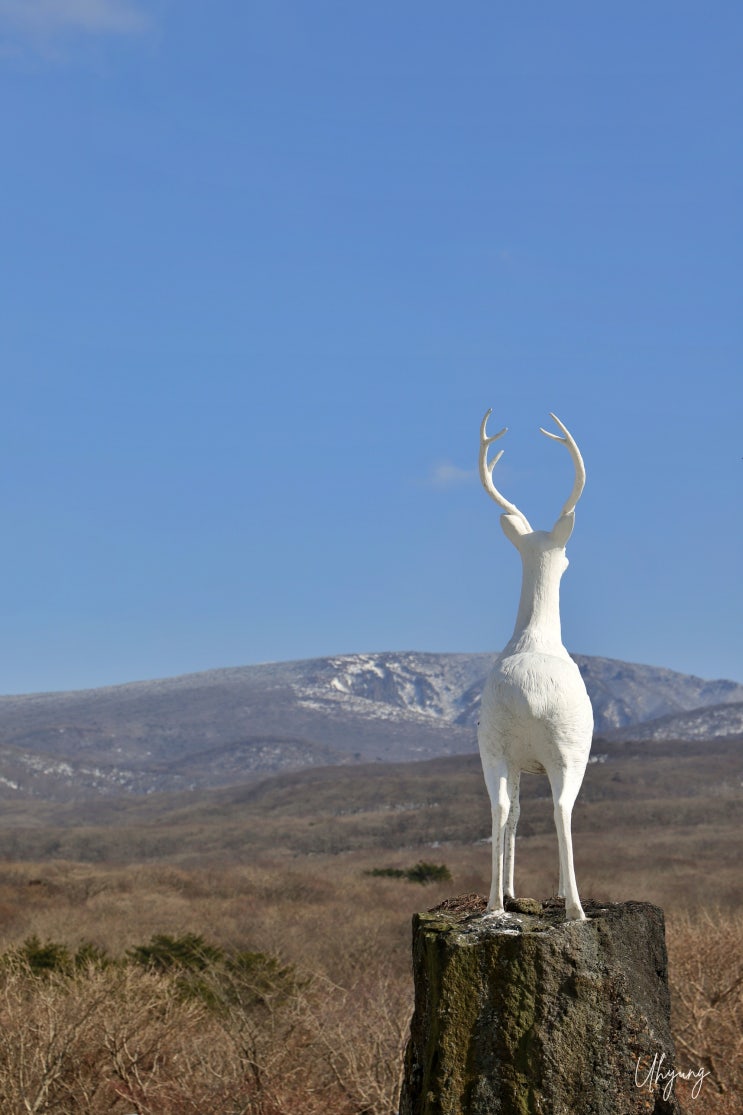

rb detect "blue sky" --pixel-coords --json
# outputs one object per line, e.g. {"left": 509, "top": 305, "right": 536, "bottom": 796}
{"left": 0, "top": 2, "right": 740, "bottom": 694}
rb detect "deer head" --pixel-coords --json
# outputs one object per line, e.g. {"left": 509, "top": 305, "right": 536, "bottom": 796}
{"left": 479, "top": 411, "right": 587, "bottom": 641}
{"left": 479, "top": 409, "right": 585, "bottom": 546}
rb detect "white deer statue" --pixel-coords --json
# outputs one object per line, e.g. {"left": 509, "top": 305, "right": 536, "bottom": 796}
{"left": 477, "top": 409, "right": 593, "bottom": 921}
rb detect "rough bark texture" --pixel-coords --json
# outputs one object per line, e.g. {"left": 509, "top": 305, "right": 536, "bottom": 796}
{"left": 400, "top": 896, "right": 682, "bottom": 1115}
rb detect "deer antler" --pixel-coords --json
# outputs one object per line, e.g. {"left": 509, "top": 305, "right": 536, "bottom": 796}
{"left": 539, "top": 413, "right": 586, "bottom": 516}
{"left": 479, "top": 410, "right": 532, "bottom": 530}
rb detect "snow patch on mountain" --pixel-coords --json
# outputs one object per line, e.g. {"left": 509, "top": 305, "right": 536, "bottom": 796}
{"left": 294, "top": 651, "right": 487, "bottom": 726}
{"left": 607, "top": 701, "right": 743, "bottom": 742}
{"left": 286, "top": 650, "right": 743, "bottom": 736}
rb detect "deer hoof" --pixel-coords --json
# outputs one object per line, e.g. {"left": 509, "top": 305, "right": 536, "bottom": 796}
{"left": 566, "top": 904, "right": 586, "bottom": 921}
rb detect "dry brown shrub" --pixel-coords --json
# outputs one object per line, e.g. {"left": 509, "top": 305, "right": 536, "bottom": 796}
{"left": 0, "top": 856, "right": 741, "bottom": 1113}
{"left": 667, "top": 909, "right": 743, "bottom": 1114}
{"left": 0, "top": 963, "right": 223, "bottom": 1114}
{"left": 0, "top": 947, "right": 410, "bottom": 1115}
{"left": 306, "top": 967, "right": 410, "bottom": 1115}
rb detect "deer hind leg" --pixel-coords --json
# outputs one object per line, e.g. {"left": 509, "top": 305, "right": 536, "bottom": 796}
{"left": 548, "top": 766, "right": 586, "bottom": 922}
{"left": 482, "top": 762, "right": 514, "bottom": 914}
{"left": 503, "top": 771, "right": 520, "bottom": 899}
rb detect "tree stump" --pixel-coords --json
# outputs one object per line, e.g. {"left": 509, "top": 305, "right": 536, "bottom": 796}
{"left": 400, "top": 897, "right": 682, "bottom": 1115}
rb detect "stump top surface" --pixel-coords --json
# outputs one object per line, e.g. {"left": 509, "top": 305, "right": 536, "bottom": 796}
{"left": 420, "top": 894, "right": 665, "bottom": 940}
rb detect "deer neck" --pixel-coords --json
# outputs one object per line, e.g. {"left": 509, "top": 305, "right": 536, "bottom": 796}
{"left": 505, "top": 549, "right": 567, "bottom": 656}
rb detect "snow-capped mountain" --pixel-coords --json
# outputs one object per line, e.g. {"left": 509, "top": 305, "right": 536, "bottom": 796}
{"left": 0, "top": 651, "right": 740, "bottom": 800}
{"left": 288, "top": 651, "right": 743, "bottom": 734}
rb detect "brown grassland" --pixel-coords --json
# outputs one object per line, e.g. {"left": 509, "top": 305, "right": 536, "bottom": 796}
{"left": 0, "top": 736, "right": 739, "bottom": 1113}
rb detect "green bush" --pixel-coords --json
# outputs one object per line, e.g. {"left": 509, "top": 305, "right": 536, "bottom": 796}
{"left": 405, "top": 861, "right": 452, "bottom": 884}
{"left": 221, "top": 950, "right": 299, "bottom": 1008}
{"left": 128, "top": 932, "right": 223, "bottom": 972}
{"left": 73, "top": 942, "right": 112, "bottom": 970}
{"left": 12, "top": 935, "right": 72, "bottom": 975}
{"left": 125, "top": 934, "right": 297, "bottom": 1009}
{"left": 2, "top": 937, "right": 113, "bottom": 977}
{"left": 0, "top": 932, "right": 297, "bottom": 1013}
{"left": 365, "top": 861, "right": 452, "bottom": 884}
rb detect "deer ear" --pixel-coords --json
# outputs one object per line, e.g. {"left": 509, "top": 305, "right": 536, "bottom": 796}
{"left": 500, "top": 513, "right": 530, "bottom": 547}
{"left": 551, "top": 512, "right": 575, "bottom": 546}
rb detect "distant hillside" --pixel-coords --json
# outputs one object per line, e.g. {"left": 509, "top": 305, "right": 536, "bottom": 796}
{"left": 605, "top": 700, "right": 743, "bottom": 743}
{"left": 0, "top": 651, "right": 740, "bottom": 801}
{"left": 0, "top": 732, "right": 739, "bottom": 867}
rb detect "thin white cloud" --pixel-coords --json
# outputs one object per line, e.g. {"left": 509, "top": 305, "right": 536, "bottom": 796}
{"left": 0, "top": 0, "right": 149, "bottom": 36}
{"left": 428, "top": 462, "right": 475, "bottom": 490}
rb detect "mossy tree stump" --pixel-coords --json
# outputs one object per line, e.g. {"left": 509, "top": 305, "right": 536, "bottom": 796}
{"left": 400, "top": 897, "right": 682, "bottom": 1115}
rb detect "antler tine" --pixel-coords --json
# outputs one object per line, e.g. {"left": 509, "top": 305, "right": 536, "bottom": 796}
{"left": 539, "top": 412, "right": 586, "bottom": 516}
{"left": 479, "top": 409, "right": 531, "bottom": 529}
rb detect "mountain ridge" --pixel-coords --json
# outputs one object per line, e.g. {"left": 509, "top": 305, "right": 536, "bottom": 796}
{"left": 0, "top": 650, "right": 740, "bottom": 802}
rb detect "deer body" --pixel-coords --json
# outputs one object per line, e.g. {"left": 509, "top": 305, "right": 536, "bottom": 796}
{"left": 477, "top": 412, "right": 593, "bottom": 921}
